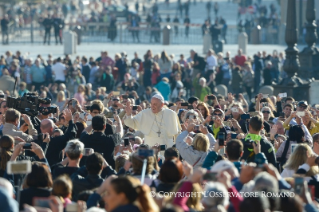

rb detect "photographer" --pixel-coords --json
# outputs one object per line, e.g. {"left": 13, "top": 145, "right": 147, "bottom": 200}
{"left": 80, "top": 115, "right": 122, "bottom": 169}
{"left": 241, "top": 116, "right": 276, "bottom": 166}
{"left": 37, "top": 98, "right": 56, "bottom": 121}
{"left": 206, "top": 108, "right": 231, "bottom": 138}
{"left": 36, "top": 109, "right": 77, "bottom": 167}
{"left": 2, "top": 109, "right": 38, "bottom": 143}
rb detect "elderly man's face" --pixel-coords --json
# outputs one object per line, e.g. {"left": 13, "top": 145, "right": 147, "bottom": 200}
{"left": 151, "top": 98, "right": 163, "bottom": 114}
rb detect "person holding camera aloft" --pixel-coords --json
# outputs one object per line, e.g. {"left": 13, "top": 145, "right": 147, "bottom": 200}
{"left": 2, "top": 109, "right": 38, "bottom": 143}
{"left": 35, "top": 109, "right": 77, "bottom": 167}
{"left": 241, "top": 116, "right": 276, "bottom": 167}
{"left": 176, "top": 117, "right": 216, "bottom": 168}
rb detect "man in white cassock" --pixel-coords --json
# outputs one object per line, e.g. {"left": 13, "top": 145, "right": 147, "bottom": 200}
{"left": 123, "top": 94, "right": 181, "bottom": 147}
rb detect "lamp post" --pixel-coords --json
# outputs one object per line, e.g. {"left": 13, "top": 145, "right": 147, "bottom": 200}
{"left": 273, "top": 0, "right": 310, "bottom": 101}
{"left": 299, "top": 0, "right": 319, "bottom": 80}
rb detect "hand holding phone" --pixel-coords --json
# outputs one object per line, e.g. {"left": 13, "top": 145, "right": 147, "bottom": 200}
{"left": 218, "top": 132, "right": 225, "bottom": 146}
{"left": 124, "top": 138, "right": 130, "bottom": 146}
{"left": 278, "top": 93, "right": 287, "bottom": 98}
{"left": 296, "top": 111, "right": 305, "bottom": 117}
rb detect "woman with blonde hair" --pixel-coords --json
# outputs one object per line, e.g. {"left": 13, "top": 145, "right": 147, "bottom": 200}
{"left": 281, "top": 144, "right": 319, "bottom": 180}
{"left": 56, "top": 91, "right": 66, "bottom": 111}
{"left": 176, "top": 128, "right": 214, "bottom": 168}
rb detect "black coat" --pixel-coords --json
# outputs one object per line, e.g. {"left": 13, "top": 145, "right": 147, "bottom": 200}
{"left": 71, "top": 173, "right": 104, "bottom": 201}
{"left": 82, "top": 64, "right": 91, "bottom": 83}
{"left": 80, "top": 129, "right": 121, "bottom": 169}
{"left": 19, "top": 187, "right": 51, "bottom": 210}
{"left": 241, "top": 137, "right": 276, "bottom": 167}
{"left": 35, "top": 120, "right": 77, "bottom": 167}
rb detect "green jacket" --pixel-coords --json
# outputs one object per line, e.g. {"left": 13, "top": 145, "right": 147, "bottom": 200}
{"left": 192, "top": 77, "right": 211, "bottom": 101}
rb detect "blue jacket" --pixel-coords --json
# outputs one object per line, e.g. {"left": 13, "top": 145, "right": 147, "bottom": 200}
{"left": 154, "top": 81, "right": 171, "bottom": 101}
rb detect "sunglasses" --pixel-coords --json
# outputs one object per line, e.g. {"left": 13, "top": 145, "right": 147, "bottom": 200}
{"left": 213, "top": 113, "right": 223, "bottom": 117}
{"left": 262, "top": 111, "right": 270, "bottom": 114}
{"left": 112, "top": 99, "right": 120, "bottom": 101}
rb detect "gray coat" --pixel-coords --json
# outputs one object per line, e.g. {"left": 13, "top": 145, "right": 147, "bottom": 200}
{"left": 176, "top": 131, "right": 216, "bottom": 169}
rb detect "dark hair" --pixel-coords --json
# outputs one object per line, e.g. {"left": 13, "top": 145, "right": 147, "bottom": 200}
{"left": 26, "top": 162, "right": 53, "bottom": 188}
{"left": 239, "top": 193, "right": 270, "bottom": 212}
{"left": 90, "top": 103, "right": 102, "bottom": 113}
{"left": 0, "top": 135, "right": 14, "bottom": 170}
{"left": 164, "top": 147, "right": 179, "bottom": 161}
{"left": 249, "top": 116, "right": 263, "bottom": 132}
{"left": 279, "top": 190, "right": 303, "bottom": 212}
{"left": 92, "top": 115, "right": 106, "bottom": 131}
{"left": 285, "top": 97, "right": 295, "bottom": 103}
{"left": 288, "top": 125, "right": 305, "bottom": 143}
{"left": 226, "top": 139, "right": 243, "bottom": 161}
{"left": 283, "top": 103, "right": 293, "bottom": 110}
{"left": 158, "top": 159, "right": 183, "bottom": 183}
{"left": 86, "top": 153, "right": 104, "bottom": 175}
{"left": 78, "top": 190, "right": 94, "bottom": 201}
{"left": 5, "top": 108, "right": 20, "bottom": 123}
{"left": 82, "top": 56, "right": 88, "bottom": 63}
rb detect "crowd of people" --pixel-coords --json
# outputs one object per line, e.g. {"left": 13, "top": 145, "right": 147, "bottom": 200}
{"left": 0, "top": 47, "right": 318, "bottom": 212}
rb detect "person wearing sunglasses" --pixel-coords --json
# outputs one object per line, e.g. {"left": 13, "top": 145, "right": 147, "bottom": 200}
{"left": 261, "top": 106, "right": 274, "bottom": 122}
{"left": 207, "top": 109, "right": 230, "bottom": 139}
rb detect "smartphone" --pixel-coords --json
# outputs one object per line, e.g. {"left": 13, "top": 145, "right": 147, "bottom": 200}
{"left": 241, "top": 114, "right": 250, "bottom": 120}
{"left": 291, "top": 144, "right": 298, "bottom": 153}
{"left": 188, "top": 105, "right": 194, "bottom": 109}
{"left": 159, "top": 144, "right": 167, "bottom": 151}
{"left": 202, "top": 172, "right": 218, "bottom": 181}
{"left": 7, "top": 160, "right": 32, "bottom": 174}
{"left": 207, "top": 95, "right": 215, "bottom": 100}
{"left": 23, "top": 143, "right": 32, "bottom": 150}
{"left": 85, "top": 105, "right": 91, "bottom": 110}
{"left": 280, "top": 112, "right": 285, "bottom": 117}
{"left": 294, "top": 177, "right": 304, "bottom": 195}
{"left": 132, "top": 106, "right": 138, "bottom": 110}
{"left": 122, "top": 95, "right": 128, "bottom": 99}
{"left": 79, "top": 112, "right": 86, "bottom": 120}
{"left": 193, "top": 125, "right": 200, "bottom": 131}
{"left": 296, "top": 111, "right": 305, "bottom": 117}
{"left": 278, "top": 93, "right": 287, "bottom": 98}
{"left": 231, "top": 133, "right": 238, "bottom": 139}
{"left": 262, "top": 102, "right": 268, "bottom": 107}
{"left": 84, "top": 148, "right": 94, "bottom": 156}
{"left": 66, "top": 202, "right": 78, "bottom": 212}
{"left": 138, "top": 149, "right": 154, "bottom": 157}
{"left": 223, "top": 121, "right": 231, "bottom": 127}
{"left": 33, "top": 197, "right": 51, "bottom": 209}
{"left": 124, "top": 137, "right": 129, "bottom": 146}
{"left": 181, "top": 102, "right": 189, "bottom": 107}
{"left": 113, "top": 91, "right": 120, "bottom": 96}
{"left": 218, "top": 132, "right": 225, "bottom": 146}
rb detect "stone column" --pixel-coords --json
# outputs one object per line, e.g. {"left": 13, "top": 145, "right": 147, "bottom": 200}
{"left": 238, "top": 32, "right": 248, "bottom": 55}
{"left": 203, "top": 34, "right": 211, "bottom": 54}
{"left": 162, "top": 25, "right": 171, "bottom": 45}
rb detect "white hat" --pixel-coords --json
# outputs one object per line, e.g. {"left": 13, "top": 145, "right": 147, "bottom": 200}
{"left": 152, "top": 94, "right": 164, "bottom": 103}
{"left": 210, "top": 160, "right": 235, "bottom": 173}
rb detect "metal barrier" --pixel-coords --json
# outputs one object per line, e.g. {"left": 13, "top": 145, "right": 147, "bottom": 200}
{"left": 6, "top": 22, "right": 278, "bottom": 45}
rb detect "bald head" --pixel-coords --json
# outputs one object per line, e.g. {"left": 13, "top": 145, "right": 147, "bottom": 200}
{"left": 40, "top": 119, "right": 54, "bottom": 135}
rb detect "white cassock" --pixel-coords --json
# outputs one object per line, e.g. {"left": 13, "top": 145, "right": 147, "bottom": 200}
{"left": 124, "top": 108, "right": 181, "bottom": 147}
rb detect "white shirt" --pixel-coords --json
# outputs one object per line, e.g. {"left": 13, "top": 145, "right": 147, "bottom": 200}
{"left": 206, "top": 55, "right": 217, "bottom": 70}
{"left": 52, "top": 62, "right": 66, "bottom": 81}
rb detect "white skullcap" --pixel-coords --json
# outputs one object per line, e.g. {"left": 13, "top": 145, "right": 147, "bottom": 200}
{"left": 152, "top": 94, "right": 164, "bottom": 102}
